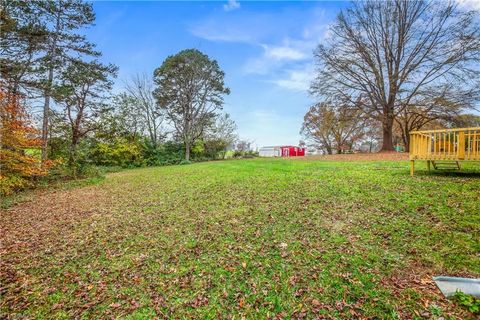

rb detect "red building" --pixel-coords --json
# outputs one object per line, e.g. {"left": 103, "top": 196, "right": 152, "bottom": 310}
{"left": 281, "top": 146, "right": 305, "bottom": 157}
{"left": 259, "top": 145, "right": 305, "bottom": 157}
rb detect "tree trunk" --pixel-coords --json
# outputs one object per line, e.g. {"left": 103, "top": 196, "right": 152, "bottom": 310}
{"left": 185, "top": 141, "right": 190, "bottom": 161}
{"left": 380, "top": 116, "right": 395, "bottom": 151}
{"left": 42, "top": 11, "right": 60, "bottom": 162}
{"left": 41, "top": 68, "right": 53, "bottom": 162}
{"left": 69, "top": 140, "right": 78, "bottom": 178}
{"left": 402, "top": 129, "right": 410, "bottom": 152}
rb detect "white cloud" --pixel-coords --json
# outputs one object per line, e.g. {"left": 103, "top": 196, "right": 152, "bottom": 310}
{"left": 188, "top": 14, "right": 269, "bottom": 44}
{"left": 190, "top": 24, "right": 253, "bottom": 43}
{"left": 271, "top": 65, "right": 315, "bottom": 92}
{"left": 223, "top": 0, "right": 240, "bottom": 12}
{"left": 241, "top": 17, "right": 330, "bottom": 75}
{"left": 243, "top": 38, "right": 314, "bottom": 75}
{"left": 243, "top": 41, "right": 310, "bottom": 75}
{"left": 456, "top": 0, "right": 480, "bottom": 11}
{"left": 190, "top": 5, "right": 331, "bottom": 91}
{"left": 263, "top": 44, "right": 307, "bottom": 61}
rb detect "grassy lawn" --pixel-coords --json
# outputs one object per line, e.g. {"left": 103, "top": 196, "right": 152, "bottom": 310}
{"left": 1, "top": 158, "right": 479, "bottom": 319}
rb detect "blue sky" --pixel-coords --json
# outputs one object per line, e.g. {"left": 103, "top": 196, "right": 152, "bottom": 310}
{"left": 86, "top": 1, "right": 350, "bottom": 148}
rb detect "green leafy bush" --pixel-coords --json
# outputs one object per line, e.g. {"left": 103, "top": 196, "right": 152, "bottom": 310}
{"left": 452, "top": 291, "right": 480, "bottom": 314}
{"left": 232, "top": 150, "right": 258, "bottom": 158}
{"left": 142, "top": 141, "right": 184, "bottom": 166}
{"left": 0, "top": 175, "right": 29, "bottom": 196}
{"left": 179, "top": 159, "right": 192, "bottom": 165}
{"left": 89, "top": 137, "right": 143, "bottom": 167}
{"left": 203, "top": 138, "right": 228, "bottom": 159}
{"left": 233, "top": 150, "right": 243, "bottom": 158}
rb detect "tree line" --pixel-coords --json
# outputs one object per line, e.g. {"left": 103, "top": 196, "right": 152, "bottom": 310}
{"left": 1, "top": 0, "right": 237, "bottom": 195}
{"left": 302, "top": 0, "right": 480, "bottom": 154}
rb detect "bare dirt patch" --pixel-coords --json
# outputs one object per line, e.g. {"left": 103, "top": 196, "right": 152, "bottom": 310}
{"left": 298, "top": 152, "right": 409, "bottom": 161}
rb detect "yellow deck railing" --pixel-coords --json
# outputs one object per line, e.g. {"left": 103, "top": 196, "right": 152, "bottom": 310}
{"left": 409, "top": 127, "right": 480, "bottom": 175}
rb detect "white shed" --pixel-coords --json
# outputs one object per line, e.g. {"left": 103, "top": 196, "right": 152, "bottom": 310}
{"left": 259, "top": 146, "right": 281, "bottom": 157}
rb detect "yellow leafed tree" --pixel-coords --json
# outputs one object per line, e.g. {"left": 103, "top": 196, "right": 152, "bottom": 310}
{"left": 0, "top": 89, "right": 52, "bottom": 195}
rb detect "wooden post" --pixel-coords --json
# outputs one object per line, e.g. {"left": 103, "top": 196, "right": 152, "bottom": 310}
{"left": 458, "top": 131, "right": 465, "bottom": 160}
{"left": 427, "top": 160, "right": 431, "bottom": 171}
{"left": 410, "top": 160, "right": 415, "bottom": 176}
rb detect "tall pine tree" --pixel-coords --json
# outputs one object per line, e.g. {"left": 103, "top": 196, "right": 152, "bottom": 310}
{"left": 38, "top": 0, "right": 100, "bottom": 161}
{"left": 1, "top": 0, "right": 100, "bottom": 162}
{"left": 0, "top": 0, "right": 47, "bottom": 98}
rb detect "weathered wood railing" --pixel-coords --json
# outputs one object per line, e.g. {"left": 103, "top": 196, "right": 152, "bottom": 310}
{"left": 409, "top": 127, "right": 480, "bottom": 175}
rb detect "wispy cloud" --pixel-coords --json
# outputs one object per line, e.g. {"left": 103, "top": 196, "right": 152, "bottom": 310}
{"left": 243, "top": 37, "right": 316, "bottom": 75}
{"left": 263, "top": 43, "right": 307, "bottom": 61}
{"left": 456, "top": 0, "right": 480, "bottom": 11}
{"left": 188, "top": 13, "right": 269, "bottom": 43}
{"left": 271, "top": 65, "right": 315, "bottom": 92}
{"left": 190, "top": 24, "right": 253, "bottom": 43}
{"left": 223, "top": 0, "right": 240, "bottom": 12}
{"left": 190, "top": 5, "right": 332, "bottom": 92}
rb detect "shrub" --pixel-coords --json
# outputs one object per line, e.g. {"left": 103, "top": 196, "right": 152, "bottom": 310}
{"left": 0, "top": 91, "right": 53, "bottom": 195}
{"left": 142, "top": 141, "right": 184, "bottom": 166}
{"left": 76, "top": 163, "right": 103, "bottom": 178}
{"left": 89, "top": 137, "right": 143, "bottom": 167}
{"left": 233, "top": 150, "right": 243, "bottom": 158}
{"left": 452, "top": 291, "right": 480, "bottom": 314}
{"left": 232, "top": 150, "right": 258, "bottom": 159}
{"left": 203, "top": 138, "right": 228, "bottom": 159}
{"left": 0, "top": 175, "right": 29, "bottom": 196}
{"left": 179, "top": 159, "right": 192, "bottom": 165}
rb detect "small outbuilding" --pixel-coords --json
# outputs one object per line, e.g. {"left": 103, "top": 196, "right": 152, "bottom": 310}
{"left": 259, "top": 145, "right": 305, "bottom": 157}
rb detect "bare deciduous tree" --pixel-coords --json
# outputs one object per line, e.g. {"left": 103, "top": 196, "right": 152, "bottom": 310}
{"left": 394, "top": 90, "right": 470, "bottom": 150}
{"left": 207, "top": 113, "right": 237, "bottom": 145}
{"left": 311, "top": 0, "right": 480, "bottom": 151}
{"left": 235, "top": 140, "right": 251, "bottom": 153}
{"left": 204, "top": 113, "right": 238, "bottom": 159}
{"left": 125, "top": 73, "right": 165, "bottom": 147}
{"left": 447, "top": 113, "right": 480, "bottom": 128}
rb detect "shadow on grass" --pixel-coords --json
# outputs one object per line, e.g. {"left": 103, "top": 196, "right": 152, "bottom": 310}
{"left": 415, "top": 170, "right": 480, "bottom": 178}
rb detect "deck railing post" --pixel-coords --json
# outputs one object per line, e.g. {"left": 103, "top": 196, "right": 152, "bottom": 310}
{"left": 458, "top": 131, "right": 465, "bottom": 160}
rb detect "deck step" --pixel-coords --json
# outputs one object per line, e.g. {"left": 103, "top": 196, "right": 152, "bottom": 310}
{"left": 431, "top": 161, "right": 461, "bottom": 170}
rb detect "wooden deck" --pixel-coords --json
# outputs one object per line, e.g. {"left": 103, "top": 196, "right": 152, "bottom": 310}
{"left": 409, "top": 127, "right": 480, "bottom": 175}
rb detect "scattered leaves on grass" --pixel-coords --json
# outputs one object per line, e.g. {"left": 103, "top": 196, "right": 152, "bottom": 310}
{"left": 1, "top": 158, "right": 479, "bottom": 318}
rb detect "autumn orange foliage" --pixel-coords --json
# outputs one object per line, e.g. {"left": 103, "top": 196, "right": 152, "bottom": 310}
{"left": 0, "top": 89, "right": 52, "bottom": 195}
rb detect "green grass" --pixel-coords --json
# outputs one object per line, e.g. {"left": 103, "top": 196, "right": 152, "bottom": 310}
{"left": 1, "top": 158, "right": 479, "bottom": 319}
{"left": 0, "top": 165, "right": 125, "bottom": 209}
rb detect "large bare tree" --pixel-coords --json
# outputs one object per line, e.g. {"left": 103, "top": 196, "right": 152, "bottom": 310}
{"left": 394, "top": 89, "right": 472, "bottom": 150}
{"left": 311, "top": 0, "right": 480, "bottom": 151}
{"left": 125, "top": 73, "right": 165, "bottom": 147}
